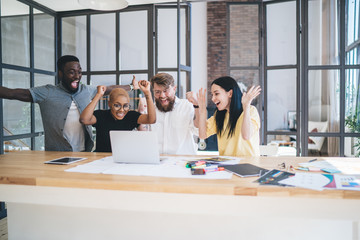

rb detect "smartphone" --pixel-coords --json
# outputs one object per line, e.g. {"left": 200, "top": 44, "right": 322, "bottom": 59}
{"left": 44, "top": 157, "right": 87, "bottom": 165}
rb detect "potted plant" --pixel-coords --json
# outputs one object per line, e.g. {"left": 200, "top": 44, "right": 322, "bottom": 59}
{"left": 345, "top": 113, "right": 360, "bottom": 157}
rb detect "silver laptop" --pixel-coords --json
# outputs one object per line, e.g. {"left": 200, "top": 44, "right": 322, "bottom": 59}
{"left": 109, "top": 131, "right": 161, "bottom": 164}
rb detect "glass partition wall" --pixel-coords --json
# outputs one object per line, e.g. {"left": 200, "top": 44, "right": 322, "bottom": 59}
{"left": 261, "top": 0, "right": 359, "bottom": 156}
{"left": 344, "top": 0, "right": 360, "bottom": 157}
{"left": 156, "top": 6, "right": 191, "bottom": 99}
{"left": 60, "top": 4, "right": 190, "bottom": 113}
{"left": 1, "top": 0, "right": 359, "bottom": 157}
{"left": 228, "top": 0, "right": 359, "bottom": 157}
{"left": 0, "top": 0, "right": 191, "bottom": 153}
{"left": 264, "top": 0, "right": 300, "bottom": 156}
{"left": 1, "top": 0, "right": 56, "bottom": 153}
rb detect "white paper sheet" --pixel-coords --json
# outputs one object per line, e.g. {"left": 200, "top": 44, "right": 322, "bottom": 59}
{"left": 334, "top": 175, "right": 360, "bottom": 191}
{"left": 66, "top": 156, "right": 236, "bottom": 179}
{"left": 278, "top": 172, "right": 332, "bottom": 191}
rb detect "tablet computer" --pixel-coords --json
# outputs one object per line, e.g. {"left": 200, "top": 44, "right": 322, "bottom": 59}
{"left": 44, "top": 157, "right": 87, "bottom": 165}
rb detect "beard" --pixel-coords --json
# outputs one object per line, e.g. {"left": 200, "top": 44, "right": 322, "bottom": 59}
{"left": 62, "top": 80, "right": 79, "bottom": 93}
{"left": 155, "top": 97, "right": 175, "bottom": 112}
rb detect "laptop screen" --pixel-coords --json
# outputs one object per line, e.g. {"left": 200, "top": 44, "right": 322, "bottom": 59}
{"left": 110, "top": 131, "right": 160, "bottom": 164}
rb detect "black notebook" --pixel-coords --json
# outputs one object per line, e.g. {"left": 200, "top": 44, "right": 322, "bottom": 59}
{"left": 221, "top": 163, "right": 268, "bottom": 177}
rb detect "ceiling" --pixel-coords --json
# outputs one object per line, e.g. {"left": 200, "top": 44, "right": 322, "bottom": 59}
{"left": 32, "top": 0, "right": 180, "bottom": 12}
{"left": 2, "top": 0, "right": 204, "bottom": 16}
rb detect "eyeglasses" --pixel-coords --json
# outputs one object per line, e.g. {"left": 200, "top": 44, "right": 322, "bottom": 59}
{"left": 112, "top": 103, "right": 130, "bottom": 110}
{"left": 154, "top": 87, "right": 172, "bottom": 96}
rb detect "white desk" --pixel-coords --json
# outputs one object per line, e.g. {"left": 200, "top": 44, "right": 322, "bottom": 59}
{"left": 1, "top": 151, "right": 360, "bottom": 240}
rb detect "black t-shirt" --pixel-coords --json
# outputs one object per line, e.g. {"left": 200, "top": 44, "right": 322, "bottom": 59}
{"left": 93, "top": 110, "right": 141, "bottom": 152}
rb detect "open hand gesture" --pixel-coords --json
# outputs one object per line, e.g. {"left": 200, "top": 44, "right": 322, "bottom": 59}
{"left": 196, "top": 88, "right": 207, "bottom": 111}
{"left": 131, "top": 75, "right": 140, "bottom": 90}
{"left": 242, "top": 85, "right": 261, "bottom": 108}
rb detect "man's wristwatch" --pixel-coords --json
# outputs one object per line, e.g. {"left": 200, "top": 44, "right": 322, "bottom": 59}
{"left": 129, "top": 84, "right": 134, "bottom": 91}
{"left": 193, "top": 105, "right": 199, "bottom": 108}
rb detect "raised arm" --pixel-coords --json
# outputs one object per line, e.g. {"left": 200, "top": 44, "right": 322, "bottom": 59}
{"left": 79, "top": 85, "right": 106, "bottom": 125}
{"left": 0, "top": 86, "right": 33, "bottom": 102}
{"left": 104, "top": 75, "right": 140, "bottom": 95}
{"left": 137, "top": 80, "right": 156, "bottom": 124}
{"left": 186, "top": 91, "right": 200, "bottom": 128}
{"left": 241, "top": 85, "right": 261, "bottom": 140}
{"left": 196, "top": 88, "right": 208, "bottom": 139}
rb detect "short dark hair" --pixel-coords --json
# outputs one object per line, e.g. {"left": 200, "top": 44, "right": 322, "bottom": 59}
{"left": 57, "top": 55, "right": 79, "bottom": 72}
{"left": 150, "top": 73, "right": 175, "bottom": 88}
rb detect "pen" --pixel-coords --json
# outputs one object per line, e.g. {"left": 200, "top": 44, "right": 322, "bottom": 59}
{"left": 205, "top": 167, "right": 224, "bottom": 173}
{"left": 192, "top": 164, "right": 207, "bottom": 169}
{"left": 308, "top": 158, "right": 317, "bottom": 162}
{"left": 195, "top": 161, "right": 206, "bottom": 166}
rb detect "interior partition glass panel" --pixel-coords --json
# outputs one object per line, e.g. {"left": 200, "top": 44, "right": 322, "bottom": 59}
{"left": 2, "top": 69, "right": 31, "bottom": 136}
{"left": 308, "top": 70, "right": 340, "bottom": 126}
{"left": 267, "top": 69, "right": 296, "bottom": 131}
{"left": 35, "top": 136, "right": 45, "bottom": 151}
{"left": 180, "top": 8, "right": 186, "bottom": 66}
{"left": 266, "top": 135, "right": 297, "bottom": 156}
{"left": 4, "top": 137, "right": 31, "bottom": 152}
{"left": 345, "top": 69, "right": 360, "bottom": 133}
{"left": 120, "top": 74, "right": 148, "bottom": 108}
{"left": 308, "top": 0, "right": 340, "bottom": 66}
{"left": 62, "top": 16, "right": 87, "bottom": 71}
{"left": 266, "top": 1, "right": 296, "bottom": 66}
{"left": 346, "top": 0, "right": 360, "bottom": 65}
{"left": 90, "top": 75, "right": 116, "bottom": 110}
{"left": 178, "top": 71, "right": 188, "bottom": 99}
{"left": 119, "top": 11, "right": 148, "bottom": 71}
{"left": 308, "top": 70, "right": 340, "bottom": 156}
{"left": 1, "top": 0, "right": 30, "bottom": 67}
{"left": 34, "top": 9, "right": 55, "bottom": 71}
{"left": 90, "top": 75, "right": 116, "bottom": 87}
{"left": 308, "top": 137, "right": 339, "bottom": 157}
{"left": 229, "top": 4, "right": 259, "bottom": 67}
{"left": 344, "top": 137, "right": 360, "bottom": 157}
{"left": 158, "top": 9, "right": 177, "bottom": 68}
{"left": 91, "top": 13, "right": 116, "bottom": 71}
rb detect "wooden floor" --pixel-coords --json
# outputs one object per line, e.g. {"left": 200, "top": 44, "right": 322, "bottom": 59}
{"left": 0, "top": 218, "right": 7, "bottom": 240}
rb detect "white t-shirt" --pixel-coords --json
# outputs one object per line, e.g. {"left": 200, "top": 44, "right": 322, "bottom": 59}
{"left": 151, "top": 97, "right": 198, "bottom": 155}
{"left": 63, "top": 101, "right": 85, "bottom": 152}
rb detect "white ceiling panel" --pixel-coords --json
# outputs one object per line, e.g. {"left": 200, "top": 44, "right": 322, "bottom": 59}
{"left": 32, "top": 0, "right": 178, "bottom": 12}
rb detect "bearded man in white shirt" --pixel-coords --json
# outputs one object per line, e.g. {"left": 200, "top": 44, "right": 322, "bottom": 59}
{"left": 150, "top": 73, "right": 198, "bottom": 155}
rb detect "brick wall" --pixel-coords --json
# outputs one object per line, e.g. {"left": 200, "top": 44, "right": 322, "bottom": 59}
{"left": 207, "top": 2, "right": 227, "bottom": 107}
{"left": 207, "top": 1, "right": 260, "bottom": 106}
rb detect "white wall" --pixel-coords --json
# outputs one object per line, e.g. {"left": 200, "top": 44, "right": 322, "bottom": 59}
{"left": 190, "top": 2, "right": 208, "bottom": 93}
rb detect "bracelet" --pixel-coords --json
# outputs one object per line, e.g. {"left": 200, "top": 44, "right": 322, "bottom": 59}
{"left": 193, "top": 105, "right": 199, "bottom": 108}
{"left": 129, "top": 84, "right": 134, "bottom": 91}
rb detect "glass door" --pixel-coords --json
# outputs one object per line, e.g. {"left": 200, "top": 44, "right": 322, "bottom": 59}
{"left": 264, "top": 0, "right": 300, "bottom": 156}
